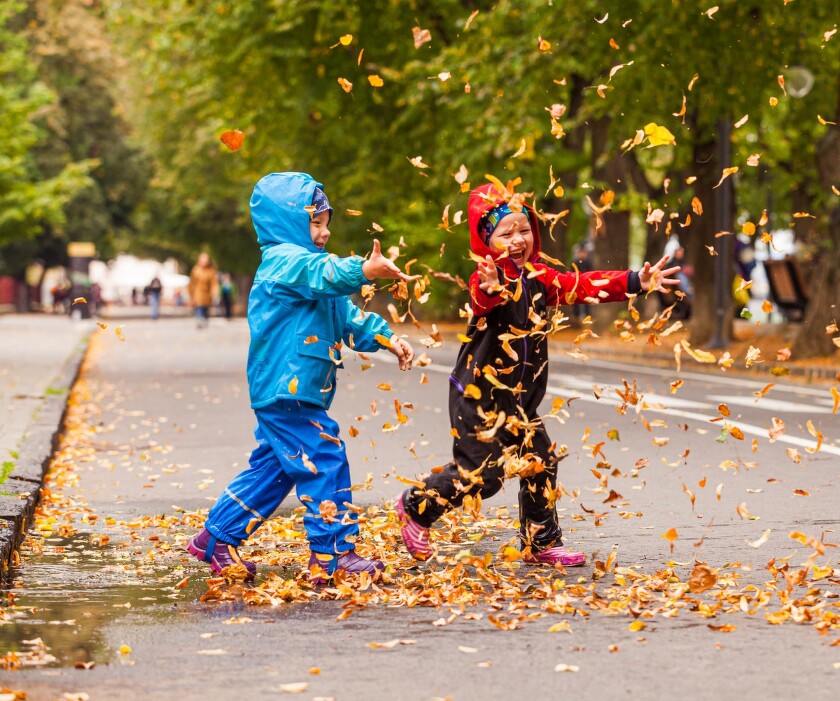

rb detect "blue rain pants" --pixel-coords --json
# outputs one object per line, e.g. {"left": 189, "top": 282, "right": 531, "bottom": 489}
{"left": 204, "top": 399, "right": 357, "bottom": 555}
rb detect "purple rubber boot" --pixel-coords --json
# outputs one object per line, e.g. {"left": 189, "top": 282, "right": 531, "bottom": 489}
{"left": 188, "top": 528, "right": 257, "bottom": 581}
{"left": 308, "top": 550, "right": 385, "bottom": 585}
{"left": 394, "top": 492, "right": 432, "bottom": 561}
{"left": 523, "top": 545, "right": 586, "bottom": 567}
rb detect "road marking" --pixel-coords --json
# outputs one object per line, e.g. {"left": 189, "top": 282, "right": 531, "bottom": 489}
{"left": 376, "top": 353, "right": 840, "bottom": 456}
{"left": 710, "top": 394, "right": 836, "bottom": 414}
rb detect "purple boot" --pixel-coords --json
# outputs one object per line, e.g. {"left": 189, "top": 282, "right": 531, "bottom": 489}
{"left": 308, "top": 550, "right": 385, "bottom": 585}
{"left": 188, "top": 528, "right": 257, "bottom": 581}
{"left": 394, "top": 492, "right": 432, "bottom": 561}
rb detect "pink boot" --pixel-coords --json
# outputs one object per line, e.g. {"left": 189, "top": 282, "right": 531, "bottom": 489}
{"left": 523, "top": 545, "right": 586, "bottom": 567}
{"left": 394, "top": 493, "right": 432, "bottom": 561}
{"left": 188, "top": 528, "right": 257, "bottom": 581}
{"left": 308, "top": 551, "right": 385, "bottom": 585}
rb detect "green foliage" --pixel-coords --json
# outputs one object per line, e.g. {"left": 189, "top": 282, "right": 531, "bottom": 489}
{"left": 0, "top": 0, "right": 93, "bottom": 256}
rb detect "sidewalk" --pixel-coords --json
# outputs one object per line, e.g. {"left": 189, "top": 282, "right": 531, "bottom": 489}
{"left": 0, "top": 314, "right": 92, "bottom": 579}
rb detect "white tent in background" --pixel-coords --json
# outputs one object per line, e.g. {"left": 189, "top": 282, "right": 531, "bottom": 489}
{"left": 90, "top": 255, "right": 191, "bottom": 304}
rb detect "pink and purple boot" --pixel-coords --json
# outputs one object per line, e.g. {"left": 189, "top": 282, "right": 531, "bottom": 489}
{"left": 308, "top": 551, "right": 385, "bottom": 585}
{"left": 188, "top": 528, "right": 257, "bottom": 581}
{"left": 523, "top": 545, "right": 586, "bottom": 567}
{"left": 394, "top": 493, "right": 432, "bottom": 561}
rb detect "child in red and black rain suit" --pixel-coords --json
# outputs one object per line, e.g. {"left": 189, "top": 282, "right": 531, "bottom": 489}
{"left": 395, "top": 182, "right": 680, "bottom": 566}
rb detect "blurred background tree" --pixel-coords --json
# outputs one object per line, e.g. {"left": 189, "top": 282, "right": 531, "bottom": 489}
{"left": 2, "top": 0, "right": 837, "bottom": 355}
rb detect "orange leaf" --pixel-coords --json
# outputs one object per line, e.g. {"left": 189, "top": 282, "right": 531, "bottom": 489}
{"left": 220, "top": 130, "right": 244, "bottom": 151}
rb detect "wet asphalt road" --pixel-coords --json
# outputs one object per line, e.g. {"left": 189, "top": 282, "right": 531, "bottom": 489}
{"left": 5, "top": 318, "right": 840, "bottom": 700}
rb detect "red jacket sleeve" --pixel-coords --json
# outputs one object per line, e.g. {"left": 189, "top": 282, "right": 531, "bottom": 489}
{"left": 542, "top": 265, "right": 638, "bottom": 306}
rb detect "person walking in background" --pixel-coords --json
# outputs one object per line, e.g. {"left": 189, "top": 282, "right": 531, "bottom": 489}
{"left": 219, "top": 272, "right": 234, "bottom": 320}
{"left": 189, "top": 252, "right": 217, "bottom": 328}
{"left": 188, "top": 172, "right": 415, "bottom": 585}
{"left": 145, "top": 276, "right": 163, "bottom": 320}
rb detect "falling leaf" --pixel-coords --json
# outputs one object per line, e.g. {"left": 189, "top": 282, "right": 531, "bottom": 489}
{"left": 412, "top": 26, "right": 432, "bottom": 49}
{"left": 339, "top": 34, "right": 353, "bottom": 45}
{"left": 537, "top": 35, "right": 551, "bottom": 52}
{"left": 115, "top": 326, "right": 126, "bottom": 342}
{"left": 407, "top": 155, "right": 429, "bottom": 169}
{"left": 288, "top": 377, "right": 298, "bottom": 395}
{"left": 713, "top": 167, "right": 738, "bottom": 189}
{"left": 463, "top": 384, "right": 482, "bottom": 400}
{"left": 72, "top": 297, "right": 87, "bottom": 305}
{"left": 510, "top": 139, "right": 527, "bottom": 158}
{"left": 736, "top": 502, "right": 754, "bottom": 520}
{"left": 746, "top": 153, "right": 761, "bottom": 167}
{"left": 708, "top": 624, "right": 736, "bottom": 633}
{"left": 830, "top": 387, "right": 840, "bottom": 414}
{"left": 368, "top": 74, "right": 384, "bottom": 87}
{"left": 368, "top": 639, "right": 417, "bottom": 649}
{"left": 734, "top": 114, "right": 749, "bottom": 128}
{"left": 644, "top": 123, "right": 676, "bottom": 147}
{"left": 279, "top": 682, "right": 308, "bottom": 693}
{"left": 688, "top": 563, "right": 717, "bottom": 593}
{"left": 337, "top": 77, "right": 353, "bottom": 93}
{"left": 704, "top": 6, "right": 720, "bottom": 19}
{"left": 747, "top": 529, "right": 771, "bottom": 548}
{"left": 661, "top": 527, "right": 678, "bottom": 553}
{"left": 220, "top": 130, "right": 245, "bottom": 151}
{"left": 118, "top": 645, "right": 132, "bottom": 655}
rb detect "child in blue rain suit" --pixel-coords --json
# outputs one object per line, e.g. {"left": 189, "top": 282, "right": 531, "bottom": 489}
{"left": 189, "top": 172, "right": 414, "bottom": 583}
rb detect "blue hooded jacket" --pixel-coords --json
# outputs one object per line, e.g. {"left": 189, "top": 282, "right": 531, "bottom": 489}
{"left": 247, "top": 172, "right": 393, "bottom": 409}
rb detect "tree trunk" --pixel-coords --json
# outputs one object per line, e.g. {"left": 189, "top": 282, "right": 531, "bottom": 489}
{"left": 685, "top": 137, "right": 734, "bottom": 346}
{"left": 793, "top": 82, "right": 840, "bottom": 359}
{"left": 589, "top": 115, "right": 630, "bottom": 327}
{"left": 540, "top": 74, "right": 587, "bottom": 263}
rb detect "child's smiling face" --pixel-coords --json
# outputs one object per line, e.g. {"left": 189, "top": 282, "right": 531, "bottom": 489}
{"left": 309, "top": 210, "right": 331, "bottom": 249}
{"left": 487, "top": 212, "right": 533, "bottom": 267}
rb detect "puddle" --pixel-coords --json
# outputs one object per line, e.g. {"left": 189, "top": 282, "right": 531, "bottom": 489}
{"left": 1, "top": 532, "right": 201, "bottom": 668}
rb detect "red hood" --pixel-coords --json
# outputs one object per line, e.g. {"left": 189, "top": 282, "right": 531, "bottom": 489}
{"left": 467, "top": 182, "right": 542, "bottom": 264}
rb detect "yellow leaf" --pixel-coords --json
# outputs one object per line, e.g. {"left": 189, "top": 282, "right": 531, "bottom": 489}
{"left": 115, "top": 325, "right": 126, "bottom": 342}
{"left": 72, "top": 296, "right": 87, "bottom": 305}
{"left": 628, "top": 620, "right": 646, "bottom": 632}
{"left": 713, "top": 166, "right": 739, "bottom": 189}
{"left": 368, "top": 74, "right": 384, "bottom": 87}
{"left": 288, "top": 377, "right": 298, "bottom": 395}
{"left": 548, "top": 621, "right": 572, "bottom": 633}
{"left": 119, "top": 645, "right": 132, "bottom": 655}
{"left": 463, "top": 384, "right": 482, "bottom": 400}
{"left": 339, "top": 34, "right": 352, "bottom": 45}
{"left": 643, "top": 122, "right": 676, "bottom": 147}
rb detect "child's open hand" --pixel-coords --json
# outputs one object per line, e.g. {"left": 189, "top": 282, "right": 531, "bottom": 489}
{"left": 362, "top": 240, "right": 418, "bottom": 282}
{"left": 638, "top": 255, "right": 682, "bottom": 293}
{"left": 387, "top": 336, "right": 415, "bottom": 371}
{"left": 477, "top": 255, "right": 500, "bottom": 292}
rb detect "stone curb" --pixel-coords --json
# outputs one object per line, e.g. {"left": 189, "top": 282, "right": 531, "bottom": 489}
{"left": 0, "top": 331, "right": 91, "bottom": 581}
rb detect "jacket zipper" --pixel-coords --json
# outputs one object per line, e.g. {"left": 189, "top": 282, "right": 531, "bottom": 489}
{"left": 519, "top": 269, "right": 528, "bottom": 408}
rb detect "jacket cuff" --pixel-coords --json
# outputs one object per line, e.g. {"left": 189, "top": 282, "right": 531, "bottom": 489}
{"left": 627, "top": 270, "right": 642, "bottom": 295}
{"left": 351, "top": 257, "right": 370, "bottom": 286}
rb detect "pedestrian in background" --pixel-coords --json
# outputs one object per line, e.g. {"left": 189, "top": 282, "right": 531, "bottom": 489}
{"left": 188, "top": 172, "right": 415, "bottom": 584}
{"left": 395, "top": 181, "right": 681, "bottom": 567}
{"left": 145, "top": 276, "right": 163, "bottom": 320}
{"left": 219, "top": 272, "right": 234, "bottom": 320}
{"left": 188, "top": 252, "right": 217, "bottom": 328}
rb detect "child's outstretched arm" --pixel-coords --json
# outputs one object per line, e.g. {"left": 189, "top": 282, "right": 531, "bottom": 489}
{"left": 469, "top": 255, "right": 507, "bottom": 316}
{"left": 362, "top": 239, "right": 416, "bottom": 282}
{"left": 341, "top": 299, "right": 414, "bottom": 370}
{"left": 638, "top": 255, "right": 682, "bottom": 292}
{"left": 386, "top": 336, "right": 414, "bottom": 370}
